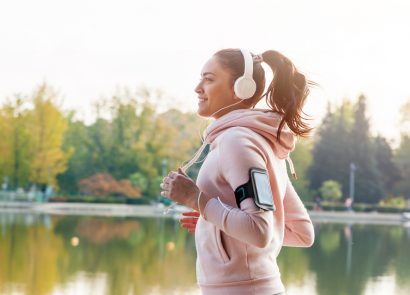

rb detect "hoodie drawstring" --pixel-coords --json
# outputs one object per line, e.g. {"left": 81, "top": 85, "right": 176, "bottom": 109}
{"left": 286, "top": 156, "right": 297, "bottom": 180}
{"left": 181, "top": 141, "right": 208, "bottom": 174}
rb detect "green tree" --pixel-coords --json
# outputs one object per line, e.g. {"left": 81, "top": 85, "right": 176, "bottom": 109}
{"left": 374, "top": 136, "right": 401, "bottom": 194}
{"left": 109, "top": 94, "right": 142, "bottom": 179}
{"left": 309, "top": 100, "right": 354, "bottom": 198}
{"left": 350, "top": 95, "right": 384, "bottom": 203}
{"left": 319, "top": 180, "right": 342, "bottom": 202}
{"left": 394, "top": 135, "right": 410, "bottom": 199}
{"left": 394, "top": 98, "right": 410, "bottom": 199}
{"left": 129, "top": 172, "right": 148, "bottom": 192}
{"left": 309, "top": 96, "right": 385, "bottom": 203}
{"left": 57, "top": 115, "right": 91, "bottom": 194}
{"left": 289, "top": 138, "right": 314, "bottom": 201}
{"left": 399, "top": 97, "right": 410, "bottom": 134}
{"left": 57, "top": 88, "right": 205, "bottom": 199}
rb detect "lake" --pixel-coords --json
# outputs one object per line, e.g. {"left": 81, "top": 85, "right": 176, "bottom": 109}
{"left": 0, "top": 212, "right": 409, "bottom": 295}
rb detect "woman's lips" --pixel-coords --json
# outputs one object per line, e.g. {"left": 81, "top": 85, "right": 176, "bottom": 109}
{"left": 198, "top": 98, "right": 208, "bottom": 103}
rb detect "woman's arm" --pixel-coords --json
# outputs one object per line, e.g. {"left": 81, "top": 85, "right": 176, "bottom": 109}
{"left": 282, "top": 179, "right": 315, "bottom": 247}
{"left": 197, "top": 128, "right": 274, "bottom": 248}
{"left": 199, "top": 193, "right": 273, "bottom": 248}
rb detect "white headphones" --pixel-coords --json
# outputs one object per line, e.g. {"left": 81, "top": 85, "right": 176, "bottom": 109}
{"left": 234, "top": 49, "right": 257, "bottom": 100}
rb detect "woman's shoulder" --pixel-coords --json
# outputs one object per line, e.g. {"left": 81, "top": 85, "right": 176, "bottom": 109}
{"left": 219, "top": 126, "right": 257, "bottom": 145}
{"left": 217, "top": 127, "right": 268, "bottom": 160}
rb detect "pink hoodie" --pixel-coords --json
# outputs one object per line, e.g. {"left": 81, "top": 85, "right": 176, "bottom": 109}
{"left": 194, "top": 108, "right": 314, "bottom": 295}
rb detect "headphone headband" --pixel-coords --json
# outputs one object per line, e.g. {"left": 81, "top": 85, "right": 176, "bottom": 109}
{"left": 240, "top": 49, "right": 254, "bottom": 79}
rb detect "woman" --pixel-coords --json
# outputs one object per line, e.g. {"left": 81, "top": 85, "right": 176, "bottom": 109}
{"left": 160, "top": 48, "right": 315, "bottom": 295}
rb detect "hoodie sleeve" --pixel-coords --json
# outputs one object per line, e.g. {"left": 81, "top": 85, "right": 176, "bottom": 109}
{"left": 200, "top": 128, "right": 275, "bottom": 248}
{"left": 282, "top": 178, "right": 315, "bottom": 247}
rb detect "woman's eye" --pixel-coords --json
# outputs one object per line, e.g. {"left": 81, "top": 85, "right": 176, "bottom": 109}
{"left": 199, "top": 76, "right": 213, "bottom": 83}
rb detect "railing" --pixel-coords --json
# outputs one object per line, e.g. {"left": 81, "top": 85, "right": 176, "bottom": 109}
{"left": 0, "top": 191, "right": 45, "bottom": 202}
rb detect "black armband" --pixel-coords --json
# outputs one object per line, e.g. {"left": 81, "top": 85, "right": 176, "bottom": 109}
{"left": 234, "top": 168, "right": 275, "bottom": 211}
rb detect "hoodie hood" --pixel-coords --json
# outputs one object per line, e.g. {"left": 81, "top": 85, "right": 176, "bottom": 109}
{"left": 203, "top": 108, "right": 296, "bottom": 160}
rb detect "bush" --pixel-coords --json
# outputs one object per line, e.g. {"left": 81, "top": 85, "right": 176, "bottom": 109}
{"left": 379, "top": 196, "right": 407, "bottom": 208}
{"left": 78, "top": 173, "right": 141, "bottom": 198}
{"left": 352, "top": 203, "right": 375, "bottom": 212}
{"left": 374, "top": 205, "right": 406, "bottom": 213}
{"left": 126, "top": 197, "right": 151, "bottom": 205}
{"left": 304, "top": 202, "right": 314, "bottom": 210}
{"left": 48, "top": 196, "right": 67, "bottom": 202}
{"left": 321, "top": 202, "right": 347, "bottom": 211}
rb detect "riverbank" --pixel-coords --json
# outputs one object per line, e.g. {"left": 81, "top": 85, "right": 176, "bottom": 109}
{"left": 309, "top": 210, "right": 410, "bottom": 225}
{"left": 0, "top": 201, "right": 167, "bottom": 218}
{"left": 1, "top": 201, "right": 409, "bottom": 225}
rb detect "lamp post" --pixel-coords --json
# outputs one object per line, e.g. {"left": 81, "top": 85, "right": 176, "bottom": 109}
{"left": 349, "top": 162, "right": 356, "bottom": 205}
{"left": 159, "top": 159, "right": 168, "bottom": 204}
{"left": 1, "top": 176, "right": 8, "bottom": 191}
{"left": 1, "top": 176, "right": 8, "bottom": 201}
{"left": 162, "top": 159, "right": 168, "bottom": 178}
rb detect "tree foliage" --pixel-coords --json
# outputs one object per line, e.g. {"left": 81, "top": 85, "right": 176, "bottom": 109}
{"left": 394, "top": 135, "right": 410, "bottom": 198}
{"left": 57, "top": 88, "right": 205, "bottom": 199}
{"left": 2, "top": 83, "right": 409, "bottom": 203}
{"left": 319, "top": 180, "right": 342, "bottom": 202}
{"left": 289, "top": 138, "right": 314, "bottom": 201}
{"left": 28, "top": 84, "right": 71, "bottom": 188}
{"left": 394, "top": 98, "right": 410, "bottom": 198}
{"left": 349, "top": 95, "right": 384, "bottom": 203}
{"left": 309, "top": 96, "right": 396, "bottom": 204}
{"left": 399, "top": 98, "right": 410, "bottom": 133}
{"left": 0, "top": 96, "right": 32, "bottom": 188}
{"left": 374, "top": 136, "right": 401, "bottom": 192}
{"left": 0, "top": 84, "right": 71, "bottom": 190}
{"left": 309, "top": 100, "right": 354, "bottom": 199}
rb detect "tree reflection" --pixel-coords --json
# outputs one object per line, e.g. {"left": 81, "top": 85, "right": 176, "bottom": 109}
{"left": 53, "top": 216, "right": 198, "bottom": 295}
{"left": 0, "top": 214, "right": 198, "bottom": 295}
{"left": 1, "top": 213, "right": 410, "bottom": 295}
{"left": 0, "top": 214, "right": 67, "bottom": 295}
{"left": 394, "top": 225, "right": 410, "bottom": 292}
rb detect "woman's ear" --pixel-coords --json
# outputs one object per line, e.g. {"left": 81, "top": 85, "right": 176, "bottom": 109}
{"left": 232, "top": 88, "right": 241, "bottom": 101}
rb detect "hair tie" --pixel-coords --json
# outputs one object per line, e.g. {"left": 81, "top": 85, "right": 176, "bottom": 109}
{"left": 253, "top": 54, "right": 264, "bottom": 63}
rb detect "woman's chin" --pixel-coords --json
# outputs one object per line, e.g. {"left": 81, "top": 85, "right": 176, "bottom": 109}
{"left": 197, "top": 110, "right": 209, "bottom": 118}
{"left": 197, "top": 106, "right": 209, "bottom": 117}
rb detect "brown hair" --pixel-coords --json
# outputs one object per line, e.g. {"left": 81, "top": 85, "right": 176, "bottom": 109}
{"left": 214, "top": 49, "right": 314, "bottom": 142}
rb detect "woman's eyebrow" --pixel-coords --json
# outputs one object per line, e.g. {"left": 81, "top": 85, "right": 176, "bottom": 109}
{"left": 201, "top": 72, "right": 216, "bottom": 77}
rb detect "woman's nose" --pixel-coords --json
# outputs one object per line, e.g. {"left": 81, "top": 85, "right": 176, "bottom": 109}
{"left": 194, "top": 82, "right": 203, "bottom": 94}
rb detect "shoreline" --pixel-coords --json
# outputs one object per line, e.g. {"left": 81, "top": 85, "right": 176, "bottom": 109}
{"left": 1, "top": 201, "right": 409, "bottom": 225}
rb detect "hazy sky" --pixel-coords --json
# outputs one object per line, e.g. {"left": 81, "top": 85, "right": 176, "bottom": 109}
{"left": 1, "top": 0, "right": 409, "bottom": 143}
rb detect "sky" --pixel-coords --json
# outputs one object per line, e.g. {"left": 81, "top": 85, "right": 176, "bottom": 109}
{"left": 1, "top": 0, "right": 409, "bottom": 144}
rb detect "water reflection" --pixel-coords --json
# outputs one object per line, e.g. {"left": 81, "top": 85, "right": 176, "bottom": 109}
{"left": 344, "top": 224, "right": 352, "bottom": 274}
{"left": 278, "top": 223, "right": 410, "bottom": 295}
{"left": 0, "top": 213, "right": 410, "bottom": 295}
{"left": 0, "top": 213, "right": 198, "bottom": 295}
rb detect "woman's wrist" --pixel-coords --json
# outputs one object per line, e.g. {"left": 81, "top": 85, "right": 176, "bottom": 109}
{"left": 196, "top": 191, "right": 212, "bottom": 214}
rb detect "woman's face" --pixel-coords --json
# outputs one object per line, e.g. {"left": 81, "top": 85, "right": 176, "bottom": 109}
{"left": 194, "top": 56, "right": 239, "bottom": 118}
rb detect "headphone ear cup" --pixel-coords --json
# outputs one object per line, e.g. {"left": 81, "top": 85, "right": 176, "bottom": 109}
{"left": 234, "top": 76, "right": 257, "bottom": 100}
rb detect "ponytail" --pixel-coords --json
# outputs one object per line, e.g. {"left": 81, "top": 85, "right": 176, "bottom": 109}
{"left": 261, "top": 50, "right": 313, "bottom": 142}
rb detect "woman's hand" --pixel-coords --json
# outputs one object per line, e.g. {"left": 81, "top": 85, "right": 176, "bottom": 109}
{"left": 180, "top": 211, "right": 200, "bottom": 234}
{"left": 160, "top": 168, "right": 200, "bottom": 210}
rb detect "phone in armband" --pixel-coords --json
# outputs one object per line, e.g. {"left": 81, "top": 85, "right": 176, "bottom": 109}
{"left": 234, "top": 168, "right": 276, "bottom": 211}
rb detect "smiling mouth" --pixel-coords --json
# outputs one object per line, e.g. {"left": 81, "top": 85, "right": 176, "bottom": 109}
{"left": 198, "top": 98, "right": 208, "bottom": 103}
